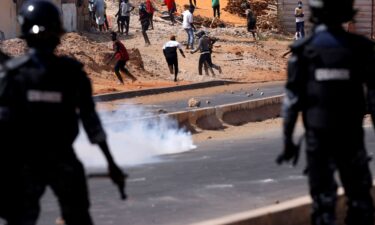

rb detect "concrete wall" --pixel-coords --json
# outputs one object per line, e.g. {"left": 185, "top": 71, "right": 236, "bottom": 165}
{"left": 0, "top": 0, "right": 83, "bottom": 40}
{"left": 0, "top": 1, "right": 18, "bottom": 39}
{"left": 278, "top": 0, "right": 374, "bottom": 38}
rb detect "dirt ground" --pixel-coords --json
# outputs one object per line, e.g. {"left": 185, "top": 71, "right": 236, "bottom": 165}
{"left": 0, "top": 0, "right": 291, "bottom": 95}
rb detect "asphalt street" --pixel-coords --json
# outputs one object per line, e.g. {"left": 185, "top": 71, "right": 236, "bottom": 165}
{"left": 98, "top": 82, "right": 284, "bottom": 123}
{"left": 26, "top": 127, "right": 375, "bottom": 225}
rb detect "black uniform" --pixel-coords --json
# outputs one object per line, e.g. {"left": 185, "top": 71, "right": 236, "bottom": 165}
{"left": 283, "top": 24, "right": 375, "bottom": 225}
{"left": 0, "top": 53, "right": 23, "bottom": 224}
{"left": 2, "top": 50, "right": 107, "bottom": 225}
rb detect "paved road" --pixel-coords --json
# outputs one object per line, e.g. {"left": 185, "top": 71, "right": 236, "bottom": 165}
{"left": 29, "top": 127, "right": 375, "bottom": 225}
{"left": 98, "top": 82, "right": 284, "bottom": 122}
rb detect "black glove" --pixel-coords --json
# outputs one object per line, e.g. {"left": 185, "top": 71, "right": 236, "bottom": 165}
{"left": 276, "top": 141, "right": 300, "bottom": 166}
{"left": 108, "top": 164, "right": 128, "bottom": 200}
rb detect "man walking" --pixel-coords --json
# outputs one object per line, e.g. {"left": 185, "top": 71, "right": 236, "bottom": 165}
{"left": 294, "top": 1, "right": 305, "bottom": 39}
{"left": 94, "top": 0, "right": 106, "bottom": 32}
{"left": 108, "top": 32, "right": 137, "bottom": 83}
{"left": 146, "top": 0, "right": 156, "bottom": 29}
{"left": 139, "top": 2, "right": 151, "bottom": 46}
{"left": 165, "top": 0, "right": 176, "bottom": 25}
{"left": 191, "top": 31, "right": 222, "bottom": 75}
{"left": 163, "top": 35, "right": 186, "bottom": 82}
{"left": 277, "top": 0, "right": 375, "bottom": 225}
{"left": 1, "top": 1, "right": 127, "bottom": 224}
{"left": 212, "top": 0, "right": 220, "bottom": 18}
{"left": 182, "top": 5, "right": 196, "bottom": 49}
{"left": 118, "top": 0, "right": 134, "bottom": 35}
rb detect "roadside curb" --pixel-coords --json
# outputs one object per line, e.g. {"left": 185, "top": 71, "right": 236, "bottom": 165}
{"left": 94, "top": 80, "right": 238, "bottom": 102}
{"left": 168, "top": 95, "right": 284, "bottom": 131}
{"left": 189, "top": 185, "right": 375, "bottom": 225}
{"left": 104, "top": 95, "right": 284, "bottom": 132}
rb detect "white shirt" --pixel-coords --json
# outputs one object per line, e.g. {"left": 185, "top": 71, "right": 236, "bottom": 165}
{"left": 182, "top": 10, "right": 193, "bottom": 29}
{"left": 163, "top": 40, "right": 183, "bottom": 50}
{"left": 121, "top": 2, "right": 134, "bottom": 17}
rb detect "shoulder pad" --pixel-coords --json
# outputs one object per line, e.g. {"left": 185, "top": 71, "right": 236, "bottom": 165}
{"left": 289, "top": 35, "right": 313, "bottom": 53}
{"left": 3, "top": 55, "right": 30, "bottom": 71}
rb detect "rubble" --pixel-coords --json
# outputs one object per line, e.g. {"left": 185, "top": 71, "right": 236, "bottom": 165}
{"left": 223, "top": 0, "right": 279, "bottom": 31}
{"left": 1, "top": 33, "right": 152, "bottom": 82}
{"left": 188, "top": 98, "right": 201, "bottom": 107}
{"left": 194, "top": 15, "right": 227, "bottom": 28}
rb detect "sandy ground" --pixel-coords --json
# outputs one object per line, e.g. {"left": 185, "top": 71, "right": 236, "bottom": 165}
{"left": 175, "top": 0, "right": 246, "bottom": 25}
{"left": 1, "top": 0, "right": 291, "bottom": 95}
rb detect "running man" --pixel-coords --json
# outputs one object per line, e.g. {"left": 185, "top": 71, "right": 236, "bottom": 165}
{"left": 107, "top": 32, "right": 137, "bottom": 84}
{"left": 191, "top": 31, "right": 222, "bottom": 75}
{"left": 163, "top": 35, "right": 186, "bottom": 82}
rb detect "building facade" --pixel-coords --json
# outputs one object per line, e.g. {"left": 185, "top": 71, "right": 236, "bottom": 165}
{"left": 0, "top": 0, "right": 87, "bottom": 40}
{"left": 278, "top": 0, "right": 375, "bottom": 38}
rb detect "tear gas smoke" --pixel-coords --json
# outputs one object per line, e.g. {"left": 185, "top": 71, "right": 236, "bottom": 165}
{"left": 74, "top": 105, "right": 196, "bottom": 172}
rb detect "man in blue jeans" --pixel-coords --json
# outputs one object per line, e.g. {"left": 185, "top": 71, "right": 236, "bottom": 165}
{"left": 295, "top": 1, "right": 305, "bottom": 39}
{"left": 182, "top": 5, "right": 196, "bottom": 49}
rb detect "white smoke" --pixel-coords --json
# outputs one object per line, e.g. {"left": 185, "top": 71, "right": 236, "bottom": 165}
{"left": 74, "top": 105, "right": 196, "bottom": 172}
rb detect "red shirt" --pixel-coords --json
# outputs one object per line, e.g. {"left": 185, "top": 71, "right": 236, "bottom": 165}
{"left": 164, "top": 0, "right": 175, "bottom": 11}
{"left": 113, "top": 40, "right": 129, "bottom": 61}
{"left": 146, "top": 0, "right": 155, "bottom": 14}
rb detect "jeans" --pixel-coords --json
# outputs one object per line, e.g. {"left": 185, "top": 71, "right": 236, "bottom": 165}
{"left": 185, "top": 28, "right": 194, "bottom": 49}
{"left": 296, "top": 21, "right": 305, "bottom": 38}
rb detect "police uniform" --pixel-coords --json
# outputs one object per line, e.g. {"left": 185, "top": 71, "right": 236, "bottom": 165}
{"left": 0, "top": 1, "right": 126, "bottom": 224}
{"left": 283, "top": 24, "right": 375, "bottom": 225}
{"left": 2, "top": 49, "right": 107, "bottom": 224}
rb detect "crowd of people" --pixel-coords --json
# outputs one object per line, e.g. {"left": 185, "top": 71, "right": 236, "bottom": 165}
{"left": 98, "top": 0, "right": 261, "bottom": 83}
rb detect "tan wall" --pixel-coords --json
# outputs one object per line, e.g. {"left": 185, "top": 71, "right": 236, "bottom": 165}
{"left": 278, "top": 0, "right": 374, "bottom": 38}
{"left": 0, "top": 1, "right": 18, "bottom": 39}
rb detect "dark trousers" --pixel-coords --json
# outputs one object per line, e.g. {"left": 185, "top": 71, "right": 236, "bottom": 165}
{"left": 120, "top": 16, "right": 130, "bottom": 34}
{"left": 169, "top": 9, "right": 175, "bottom": 24}
{"left": 141, "top": 20, "right": 151, "bottom": 44}
{"left": 166, "top": 56, "right": 178, "bottom": 80}
{"left": 18, "top": 159, "right": 93, "bottom": 225}
{"left": 306, "top": 129, "right": 374, "bottom": 225}
{"left": 115, "top": 60, "right": 133, "bottom": 83}
{"left": 149, "top": 13, "right": 154, "bottom": 29}
{"left": 296, "top": 21, "right": 305, "bottom": 38}
{"left": 198, "top": 53, "right": 219, "bottom": 75}
{"left": 213, "top": 5, "right": 220, "bottom": 18}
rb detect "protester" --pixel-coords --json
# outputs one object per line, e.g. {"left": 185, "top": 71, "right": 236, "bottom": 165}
{"left": 139, "top": 2, "right": 151, "bottom": 46}
{"left": 88, "top": 0, "right": 97, "bottom": 30}
{"left": 245, "top": 5, "right": 258, "bottom": 40}
{"left": 163, "top": 35, "right": 186, "bottom": 81}
{"left": 146, "top": 0, "right": 156, "bottom": 29}
{"left": 191, "top": 31, "right": 222, "bottom": 75}
{"left": 108, "top": 32, "right": 137, "bottom": 83}
{"left": 116, "top": 0, "right": 135, "bottom": 35}
{"left": 182, "top": 5, "right": 196, "bottom": 49}
{"left": 212, "top": 0, "right": 220, "bottom": 18}
{"left": 294, "top": 1, "right": 305, "bottom": 39}
{"left": 94, "top": 0, "right": 106, "bottom": 32}
{"left": 165, "top": 0, "right": 176, "bottom": 25}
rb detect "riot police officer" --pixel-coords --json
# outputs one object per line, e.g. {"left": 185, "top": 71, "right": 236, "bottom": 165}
{"left": 1, "top": 1, "right": 127, "bottom": 224}
{"left": 277, "top": 0, "right": 375, "bottom": 224}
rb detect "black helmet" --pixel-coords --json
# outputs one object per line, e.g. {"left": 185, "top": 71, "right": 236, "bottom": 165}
{"left": 309, "top": 0, "right": 356, "bottom": 24}
{"left": 18, "top": 0, "right": 64, "bottom": 48}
